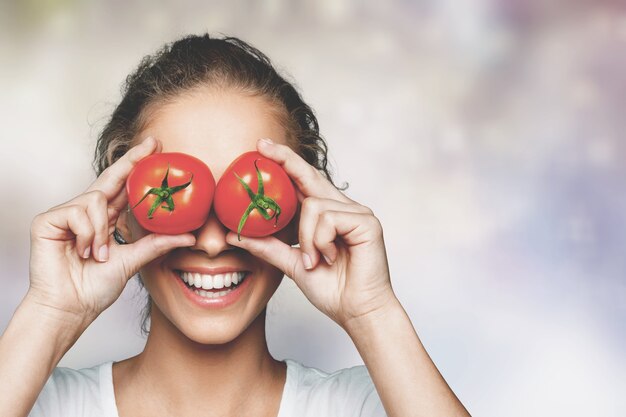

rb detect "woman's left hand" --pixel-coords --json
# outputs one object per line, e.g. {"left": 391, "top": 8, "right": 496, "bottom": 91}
{"left": 225, "top": 138, "right": 397, "bottom": 329}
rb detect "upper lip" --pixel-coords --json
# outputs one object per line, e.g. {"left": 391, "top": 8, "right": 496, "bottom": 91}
{"left": 173, "top": 266, "right": 250, "bottom": 275}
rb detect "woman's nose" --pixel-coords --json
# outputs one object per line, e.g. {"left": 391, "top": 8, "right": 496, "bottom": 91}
{"left": 189, "top": 209, "right": 234, "bottom": 257}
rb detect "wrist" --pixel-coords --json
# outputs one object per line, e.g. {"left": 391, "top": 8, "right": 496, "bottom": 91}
{"left": 0, "top": 292, "right": 91, "bottom": 416}
{"left": 342, "top": 294, "right": 403, "bottom": 337}
{"left": 22, "top": 290, "right": 94, "bottom": 338}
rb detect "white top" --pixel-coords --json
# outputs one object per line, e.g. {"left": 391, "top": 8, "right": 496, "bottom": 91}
{"left": 29, "top": 359, "right": 387, "bottom": 416}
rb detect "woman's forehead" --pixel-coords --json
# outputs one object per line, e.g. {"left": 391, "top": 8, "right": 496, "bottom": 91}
{"left": 135, "top": 89, "right": 288, "bottom": 180}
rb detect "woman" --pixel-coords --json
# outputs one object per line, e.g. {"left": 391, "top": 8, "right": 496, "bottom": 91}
{"left": 0, "top": 34, "right": 470, "bottom": 417}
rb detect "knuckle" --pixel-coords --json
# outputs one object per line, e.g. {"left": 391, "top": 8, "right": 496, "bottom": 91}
{"left": 359, "top": 204, "right": 374, "bottom": 215}
{"left": 30, "top": 213, "right": 44, "bottom": 232}
{"left": 295, "top": 164, "right": 320, "bottom": 189}
{"left": 274, "top": 142, "right": 288, "bottom": 153}
{"left": 127, "top": 147, "right": 144, "bottom": 164}
{"left": 69, "top": 206, "right": 94, "bottom": 233}
{"left": 319, "top": 210, "right": 334, "bottom": 225}
{"left": 367, "top": 214, "right": 383, "bottom": 237}
{"left": 304, "top": 165, "right": 322, "bottom": 184}
{"left": 301, "top": 196, "right": 321, "bottom": 213}
{"left": 148, "top": 234, "right": 166, "bottom": 253}
{"left": 87, "top": 190, "right": 107, "bottom": 205}
{"left": 69, "top": 204, "right": 85, "bottom": 217}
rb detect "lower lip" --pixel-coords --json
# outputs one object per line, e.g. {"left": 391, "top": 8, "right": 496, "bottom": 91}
{"left": 172, "top": 270, "right": 252, "bottom": 309}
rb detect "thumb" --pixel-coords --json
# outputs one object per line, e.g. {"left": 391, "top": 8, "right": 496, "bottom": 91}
{"left": 226, "top": 232, "right": 304, "bottom": 279}
{"left": 111, "top": 233, "right": 196, "bottom": 278}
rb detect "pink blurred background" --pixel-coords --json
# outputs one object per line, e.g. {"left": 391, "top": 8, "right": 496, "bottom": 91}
{"left": 1, "top": 1, "right": 625, "bottom": 415}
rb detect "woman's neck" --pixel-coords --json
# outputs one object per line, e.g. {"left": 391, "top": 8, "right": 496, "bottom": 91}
{"left": 113, "top": 307, "right": 286, "bottom": 417}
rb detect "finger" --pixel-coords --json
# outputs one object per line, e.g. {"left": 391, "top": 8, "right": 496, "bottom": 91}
{"left": 48, "top": 137, "right": 157, "bottom": 214}
{"left": 39, "top": 205, "right": 96, "bottom": 259}
{"left": 295, "top": 188, "right": 306, "bottom": 203}
{"left": 44, "top": 190, "right": 114, "bottom": 262}
{"left": 298, "top": 197, "right": 372, "bottom": 269}
{"left": 85, "top": 136, "right": 158, "bottom": 202}
{"left": 307, "top": 210, "right": 383, "bottom": 270}
{"left": 111, "top": 233, "right": 196, "bottom": 279}
{"left": 316, "top": 210, "right": 383, "bottom": 249}
{"left": 82, "top": 191, "right": 111, "bottom": 262}
{"left": 225, "top": 232, "right": 306, "bottom": 280}
{"left": 256, "top": 138, "right": 352, "bottom": 203}
{"left": 312, "top": 212, "right": 342, "bottom": 266}
{"left": 107, "top": 185, "right": 129, "bottom": 215}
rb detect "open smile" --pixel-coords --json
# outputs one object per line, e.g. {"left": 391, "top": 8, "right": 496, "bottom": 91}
{"left": 172, "top": 269, "right": 252, "bottom": 308}
{"left": 175, "top": 270, "right": 248, "bottom": 298}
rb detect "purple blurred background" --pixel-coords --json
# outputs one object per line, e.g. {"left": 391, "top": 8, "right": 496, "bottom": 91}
{"left": 1, "top": 1, "right": 625, "bottom": 415}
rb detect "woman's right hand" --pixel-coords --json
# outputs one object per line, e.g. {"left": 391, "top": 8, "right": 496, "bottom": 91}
{"left": 27, "top": 136, "right": 196, "bottom": 325}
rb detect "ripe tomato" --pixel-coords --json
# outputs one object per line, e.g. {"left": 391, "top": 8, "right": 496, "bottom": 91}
{"left": 126, "top": 152, "right": 215, "bottom": 234}
{"left": 214, "top": 151, "right": 297, "bottom": 240}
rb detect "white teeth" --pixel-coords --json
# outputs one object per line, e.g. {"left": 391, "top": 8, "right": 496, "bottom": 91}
{"left": 178, "top": 271, "right": 246, "bottom": 290}
{"left": 213, "top": 274, "right": 224, "bottom": 289}
{"left": 202, "top": 275, "right": 213, "bottom": 290}
{"left": 193, "top": 288, "right": 234, "bottom": 298}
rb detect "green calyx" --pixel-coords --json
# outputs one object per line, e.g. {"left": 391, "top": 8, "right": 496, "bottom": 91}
{"left": 235, "top": 159, "right": 281, "bottom": 241}
{"left": 132, "top": 164, "right": 193, "bottom": 219}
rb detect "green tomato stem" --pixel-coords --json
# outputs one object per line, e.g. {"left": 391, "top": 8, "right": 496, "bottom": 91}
{"left": 131, "top": 163, "right": 194, "bottom": 219}
{"left": 235, "top": 159, "right": 282, "bottom": 241}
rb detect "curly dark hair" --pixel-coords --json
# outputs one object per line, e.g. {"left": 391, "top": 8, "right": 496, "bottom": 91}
{"left": 92, "top": 33, "right": 345, "bottom": 336}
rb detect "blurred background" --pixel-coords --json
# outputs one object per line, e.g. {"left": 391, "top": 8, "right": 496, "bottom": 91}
{"left": 1, "top": 0, "right": 625, "bottom": 415}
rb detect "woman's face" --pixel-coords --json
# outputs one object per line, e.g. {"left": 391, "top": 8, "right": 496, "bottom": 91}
{"left": 121, "top": 86, "right": 296, "bottom": 345}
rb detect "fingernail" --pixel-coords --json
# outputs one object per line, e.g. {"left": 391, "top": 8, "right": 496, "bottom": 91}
{"left": 82, "top": 247, "right": 91, "bottom": 259}
{"left": 98, "top": 245, "right": 109, "bottom": 262}
{"left": 259, "top": 138, "right": 274, "bottom": 147}
{"left": 323, "top": 255, "right": 333, "bottom": 265}
{"left": 302, "top": 253, "right": 312, "bottom": 270}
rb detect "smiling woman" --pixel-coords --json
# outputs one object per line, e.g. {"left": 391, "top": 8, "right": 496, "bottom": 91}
{"left": 0, "top": 34, "right": 470, "bottom": 417}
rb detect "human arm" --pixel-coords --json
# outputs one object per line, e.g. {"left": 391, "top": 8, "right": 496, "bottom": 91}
{"left": 0, "top": 137, "right": 196, "bottom": 417}
{"left": 0, "top": 294, "right": 92, "bottom": 417}
{"left": 226, "top": 138, "right": 470, "bottom": 417}
{"left": 344, "top": 297, "right": 470, "bottom": 417}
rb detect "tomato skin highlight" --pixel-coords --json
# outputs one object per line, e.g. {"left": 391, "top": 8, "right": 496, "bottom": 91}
{"left": 126, "top": 152, "right": 215, "bottom": 234}
{"left": 214, "top": 151, "right": 297, "bottom": 239}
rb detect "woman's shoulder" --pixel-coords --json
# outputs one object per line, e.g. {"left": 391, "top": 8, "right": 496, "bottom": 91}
{"left": 29, "top": 362, "right": 114, "bottom": 417}
{"left": 285, "top": 358, "right": 374, "bottom": 388}
{"left": 282, "top": 359, "right": 386, "bottom": 417}
{"left": 49, "top": 361, "right": 108, "bottom": 385}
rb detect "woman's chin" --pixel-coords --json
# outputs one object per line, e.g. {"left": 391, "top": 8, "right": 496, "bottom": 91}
{"left": 171, "top": 314, "right": 265, "bottom": 345}
{"left": 177, "top": 318, "right": 253, "bottom": 346}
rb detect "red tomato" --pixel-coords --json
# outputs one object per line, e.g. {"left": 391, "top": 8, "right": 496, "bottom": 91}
{"left": 126, "top": 152, "right": 215, "bottom": 234}
{"left": 214, "top": 151, "right": 297, "bottom": 240}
